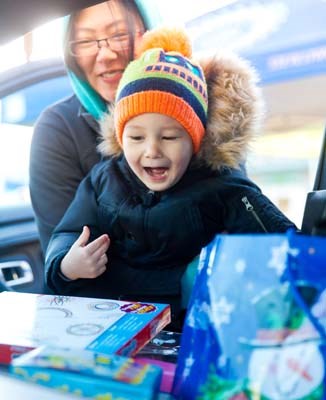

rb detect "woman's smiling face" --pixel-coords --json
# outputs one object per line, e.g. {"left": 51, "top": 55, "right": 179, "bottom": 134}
{"left": 122, "top": 113, "right": 194, "bottom": 192}
{"left": 72, "top": 0, "right": 144, "bottom": 103}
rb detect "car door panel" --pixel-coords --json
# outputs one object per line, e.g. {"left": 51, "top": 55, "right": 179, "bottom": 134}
{"left": 0, "top": 205, "right": 46, "bottom": 293}
{"left": 0, "top": 59, "right": 71, "bottom": 295}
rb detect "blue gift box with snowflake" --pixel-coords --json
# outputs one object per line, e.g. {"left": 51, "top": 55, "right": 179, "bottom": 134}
{"left": 173, "top": 231, "right": 326, "bottom": 400}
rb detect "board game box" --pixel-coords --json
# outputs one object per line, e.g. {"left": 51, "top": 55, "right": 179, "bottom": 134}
{"left": 11, "top": 346, "right": 162, "bottom": 400}
{"left": 0, "top": 291, "right": 170, "bottom": 364}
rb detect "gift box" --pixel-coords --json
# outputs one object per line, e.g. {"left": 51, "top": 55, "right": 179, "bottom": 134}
{"left": 173, "top": 231, "right": 326, "bottom": 400}
{"left": 0, "top": 292, "right": 170, "bottom": 364}
{"left": 11, "top": 346, "right": 162, "bottom": 400}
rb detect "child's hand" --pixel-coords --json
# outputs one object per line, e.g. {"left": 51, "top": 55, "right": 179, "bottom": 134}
{"left": 60, "top": 226, "right": 110, "bottom": 280}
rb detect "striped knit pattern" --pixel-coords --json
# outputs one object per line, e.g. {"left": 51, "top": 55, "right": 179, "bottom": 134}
{"left": 114, "top": 48, "right": 208, "bottom": 153}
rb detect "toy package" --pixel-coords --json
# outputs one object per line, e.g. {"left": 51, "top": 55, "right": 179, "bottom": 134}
{"left": 0, "top": 292, "right": 170, "bottom": 364}
{"left": 11, "top": 346, "right": 162, "bottom": 400}
{"left": 173, "top": 231, "right": 326, "bottom": 400}
{"left": 136, "top": 330, "right": 181, "bottom": 393}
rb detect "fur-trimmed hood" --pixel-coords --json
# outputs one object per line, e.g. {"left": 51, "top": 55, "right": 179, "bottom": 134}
{"left": 98, "top": 52, "right": 264, "bottom": 170}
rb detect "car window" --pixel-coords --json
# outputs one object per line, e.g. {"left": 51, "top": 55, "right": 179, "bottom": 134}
{"left": 1, "top": 75, "right": 70, "bottom": 125}
{"left": 247, "top": 127, "right": 324, "bottom": 227}
{"left": 0, "top": 123, "right": 32, "bottom": 207}
{"left": 0, "top": 74, "right": 72, "bottom": 207}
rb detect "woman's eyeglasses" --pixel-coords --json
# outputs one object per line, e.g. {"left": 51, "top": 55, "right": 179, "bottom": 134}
{"left": 69, "top": 30, "right": 143, "bottom": 57}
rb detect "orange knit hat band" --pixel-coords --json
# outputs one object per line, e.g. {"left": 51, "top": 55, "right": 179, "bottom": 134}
{"left": 115, "top": 90, "right": 205, "bottom": 153}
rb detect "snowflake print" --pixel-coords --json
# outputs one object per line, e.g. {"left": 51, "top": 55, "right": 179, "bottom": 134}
{"left": 235, "top": 259, "right": 246, "bottom": 274}
{"left": 268, "top": 240, "right": 288, "bottom": 276}
{"left": 212, "top": 296, "right": 235, "bottom": 327}
{"left": 183, "top": 353, "right": 195, "bottom": 378}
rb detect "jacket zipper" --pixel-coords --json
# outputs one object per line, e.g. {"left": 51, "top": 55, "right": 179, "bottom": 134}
{"left": 143, "top": 190, "right": 156, "bottom": 246}
{"left": 241, "top": 196, "right": 268, "bottom": 232}
{"left": 144, "top": 190, "right": 156, "bottom": 207}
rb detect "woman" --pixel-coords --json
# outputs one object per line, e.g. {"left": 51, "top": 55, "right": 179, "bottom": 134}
{"left": 29, "top": 0, "right": 160, "bottom": 254}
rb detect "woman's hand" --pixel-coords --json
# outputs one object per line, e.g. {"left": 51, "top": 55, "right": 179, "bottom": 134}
{"left": 60, "top": 226, "right": 110, "bottom": 280}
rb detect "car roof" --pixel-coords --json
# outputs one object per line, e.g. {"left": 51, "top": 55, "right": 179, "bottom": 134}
{"left": 0, "top": 0, "right": 103, "bottom": 45}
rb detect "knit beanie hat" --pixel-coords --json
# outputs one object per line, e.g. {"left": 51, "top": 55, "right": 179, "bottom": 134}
{"left": 114, "top": 27, "right": 208, "bottom": 153}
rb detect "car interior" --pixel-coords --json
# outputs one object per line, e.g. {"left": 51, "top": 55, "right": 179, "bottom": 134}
{"left": 0, "top": 58, "right": 69, "bottom": 125}
{"left": 301, "top": 127, "right": 326, "bottom": 235}
{"left": 0, "top": 0, "right": 104, "bottom": 45}
{"left": 0, "top": 1, "right": 104, "bottom": 296}
{"left": 0, "top": 59, "right": 71, "bottom": 294}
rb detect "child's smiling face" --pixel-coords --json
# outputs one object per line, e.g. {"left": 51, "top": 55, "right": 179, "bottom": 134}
{"left": 122, "top": 113, "right": 194, "bottom": 191}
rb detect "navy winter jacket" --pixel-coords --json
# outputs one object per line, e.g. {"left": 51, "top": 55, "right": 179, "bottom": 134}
{"left": 45, "top": 157, "right": 295, "bottom": 310}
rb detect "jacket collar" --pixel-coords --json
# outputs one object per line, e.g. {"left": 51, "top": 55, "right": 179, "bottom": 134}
{"left": 117, "top": 155, "right": 218, "bottom": 198}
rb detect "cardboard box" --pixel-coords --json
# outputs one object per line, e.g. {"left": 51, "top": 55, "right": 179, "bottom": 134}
{"left": 11, "top": 346, "right": 162, "bottom": 400}
{"left": 136, "top": 358, "right": 176, "bottom": 394}
{"left": 0, "top": 291, "right": 170, "bottom": 364}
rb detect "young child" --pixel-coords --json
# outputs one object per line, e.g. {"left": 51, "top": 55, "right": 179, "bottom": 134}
{"left": 45, "top": 27, "right": 296, "bottom": 330}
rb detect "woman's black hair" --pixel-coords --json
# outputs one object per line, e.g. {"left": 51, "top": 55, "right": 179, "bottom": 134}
{"left": 63, "top": 0, "right": 146, "bottom": 79}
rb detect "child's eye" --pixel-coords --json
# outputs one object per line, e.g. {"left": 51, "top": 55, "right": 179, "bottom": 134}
{"left": 129, "top": 135, "right": 144, "bottom": 141}
{"left": 163, "top": 136, "right": 178, "bottom": 141}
